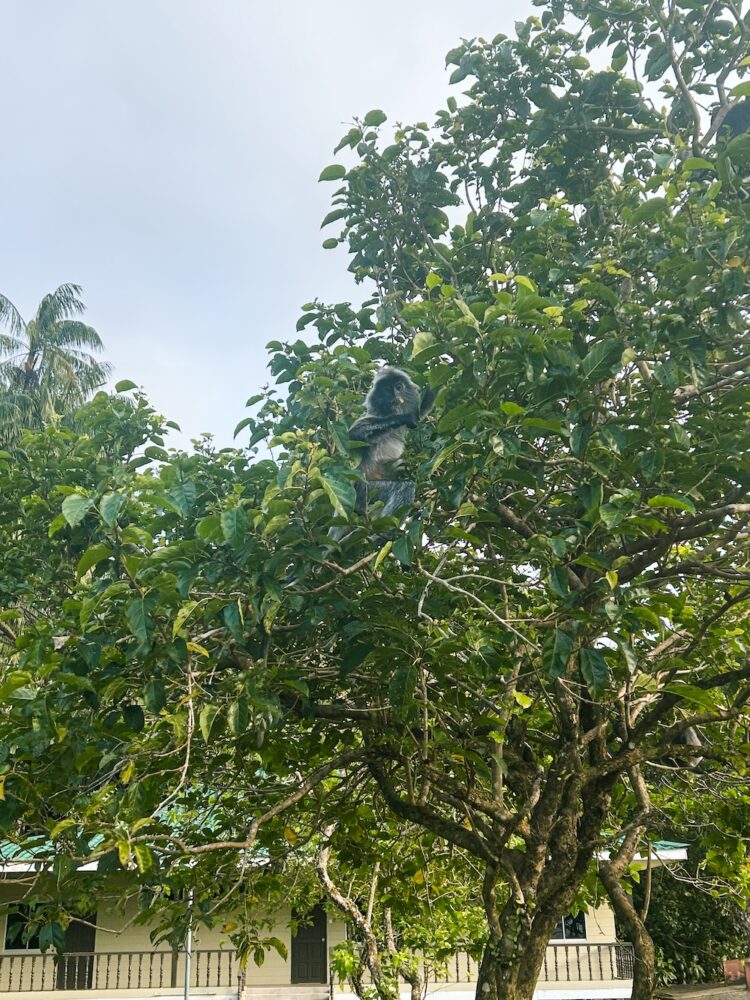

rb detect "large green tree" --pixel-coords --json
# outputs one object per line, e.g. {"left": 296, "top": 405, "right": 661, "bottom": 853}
{"left": 1, "top": 3, "right": 750, "bottom": 1000}
{"left": 0, "top": 284, "right": 110, "bottom": 447}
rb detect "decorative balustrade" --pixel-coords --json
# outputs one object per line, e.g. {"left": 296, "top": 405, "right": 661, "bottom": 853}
{"left": 0, "top": 942, "right": 634, "bottom": 993}
{"left": 0, "top": 948, "right": 238, "bottom": 992}
{"left": 421, "top": 943, "right": 634, "bottom": 984}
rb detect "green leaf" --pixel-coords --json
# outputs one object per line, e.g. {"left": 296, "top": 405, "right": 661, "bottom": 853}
{"left": 683, "top": 156, "right": 715, "bottom": 172}
{"left": 731, "top": 81, "right": 750, "bottom": 97}
{"left": 99, "top": 492, "right": 125, "bottom": 526}
{"left": 630, "top": 198, "right": 668, "bottom": 224}
{"left": 62, "top": 493, "right": 93, "bottom": 527}
{"left": 319, "top": 164, "right": 346, "bottom": 182}
{"left": 392, "top": 535, "right": 412, "bottom": 566}
{"left": 121, "top": 525, "right": 153, "bottom": 548}
{"left": 47, "top": 513, "right": 67, "bottom": 538}
{"left": 76, "top": 544, "right": 113, "bottom": 579}
{"left": 115, "top": 379, "right": 137, "bottom": 392}
{"left": 647, "top": 495, "right": 696, "bottom": 514}
{"left": 196, "top": 514, "right": 222, "bottom": 541}
{"left": 664, "top": 683, "right": 719, "bottom": 712}
{"left": 122, "top": 704, "right": 145, "bottom": 732}
{"left": 640, "top": 450, "right": 665, "bottom": 481}
{"left": 321, "top": 208, "right": 347, "bottom": 228}
{"left": 580, "top": 648, "right": 609, "bottom": 695}
{"left": 364, "top": 109, "right": 387, "bottom": 126}
{"left": 234, "top": 416, "right": 254, "bottom": 438}
{"left": 228, "top": 698, "right": 250, "bottom": 735}
{"left": 319, "top": 472, "right": 356, "bottom": 518}
{"left": 200, "top": 704, "right": 220, "bottom": 742}
{"left": 39, "top": 922, "right": 65, "bottom": 955}
{"left": 581, "top": 339, "right": 623, "bottom": 380}
{"left": 389, "top": 663, "right": 418, "bottom": 720}
{"left": 547, "top": 565, "right": 569, "bottom": 598}
{"left": 412, "top": 331, "right": 436, "bottom": 358}
{"left": 167, "top": 480, "right": 197, "bottom": 517}
{"left": 542, "top": 629, "right": 572, "bottom": 678}
{"left": 143, "top": 678, "right": 166, "bottom": 714}
{"left": 126, "top": 598, "right": 153, "bottom": 646}
{"left": 431, "top": 442, "right": 462, "bottom": 472}
{"left": 144, "top": 445, "right": 169, "bottom": 462}
{"left": 221, "top": 507, "right": 247, "bottom": 547}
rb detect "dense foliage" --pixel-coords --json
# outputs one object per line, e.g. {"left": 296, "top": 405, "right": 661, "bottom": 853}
{"left": 2, "top": 3, "right": 750, "bottom": 999}
{"left": 633, "top": 860, "right": 750, "bottom": 984}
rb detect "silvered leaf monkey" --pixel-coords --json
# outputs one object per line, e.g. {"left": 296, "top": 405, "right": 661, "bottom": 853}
{"left": 349, "top": 367, "right": 435, "bottom": 515}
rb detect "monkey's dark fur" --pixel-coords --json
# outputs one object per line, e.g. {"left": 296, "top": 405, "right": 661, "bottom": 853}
{"left": 719, "top": 100, "right": 750, "bottom": 140}
{"left": 349, "top": 367, "right": 435, "bottom": 516}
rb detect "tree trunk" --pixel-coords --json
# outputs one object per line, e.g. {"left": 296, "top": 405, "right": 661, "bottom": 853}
{"left": 473, "top": 913, "right": 557, "bottom": 1000}
{"left": 599, "top": 863, "right": 656, "bottom": 1000}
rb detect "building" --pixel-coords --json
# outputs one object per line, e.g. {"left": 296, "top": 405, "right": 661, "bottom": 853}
{"left": 0, "top": 843, "right": 687, "bottom": 1000}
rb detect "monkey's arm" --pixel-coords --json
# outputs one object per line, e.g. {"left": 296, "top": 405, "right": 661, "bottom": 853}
{"left": 349, "top": 413, "right": 417, "bottom": 442}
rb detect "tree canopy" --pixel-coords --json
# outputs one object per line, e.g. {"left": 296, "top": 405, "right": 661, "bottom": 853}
{"left": 2, "top": 3, "right": 750, "bottom": 1000}
{"left": 0, "top": 285, "right": 110, "bottom": 448}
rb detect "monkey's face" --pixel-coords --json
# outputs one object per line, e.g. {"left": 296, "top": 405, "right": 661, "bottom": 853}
{"left": 369, "top": 369, "right": 419, "bottom": 415}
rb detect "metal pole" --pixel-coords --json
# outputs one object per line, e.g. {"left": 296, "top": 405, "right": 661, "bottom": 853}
{"left": 183, "top": 890, "right": 193, "bottom": 1000}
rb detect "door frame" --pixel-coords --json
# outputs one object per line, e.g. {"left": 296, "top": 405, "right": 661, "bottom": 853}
{"left": 290, "top": 904, "right": 328, "bottom": 984}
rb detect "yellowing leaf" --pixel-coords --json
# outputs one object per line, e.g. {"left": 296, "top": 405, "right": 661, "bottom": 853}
{"left": 412, "top": 869, "right": 425, "bottom": 884}
{"left": 172, "top": 601, "right": 199, "bottom": 639}
{"left": 513, "top": 690, "right": 533, "bottom": 709}
{"left": 121, "top": 760, "right": 135, "bottom": 784}
{"left": 186, "top": 641, "right": 209, "bottom": 656}
{"left": 412, "top": 331, "right": 436, "bottom": 358}
{"left": 283, "top": 827, "right": 298, "bottom": 846}
{"left": 374, "top": 540, "right": 392, "bottom": 571}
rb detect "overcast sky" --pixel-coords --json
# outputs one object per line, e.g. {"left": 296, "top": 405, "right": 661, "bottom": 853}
{"left": 0, "top": 0, "right": 532, "bottom": 447}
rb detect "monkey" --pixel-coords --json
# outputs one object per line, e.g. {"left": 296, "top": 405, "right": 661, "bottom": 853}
{"left": 718, "top": 99, "right": 750, "bottom": 141}
{"left": 348, "top": 367, "right": 435, "bottom": 516}
{"left": 654, "top": 724, "right": 704, "bottom": 771}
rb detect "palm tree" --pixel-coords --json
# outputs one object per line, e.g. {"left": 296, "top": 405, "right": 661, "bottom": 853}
{"left": 0, "top": 284, "right": 111, "bottom": 447}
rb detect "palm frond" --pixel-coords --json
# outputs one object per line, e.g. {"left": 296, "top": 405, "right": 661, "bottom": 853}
{"left": 0, "top": 388, "right": 37, "bottom": 449}
{"left": 0, "top": 334, "right": 26, "bottom": 359}
{"left": 0, "top": 286, "right": 108, "bottom": 444}
{"left": 0, "top": 295, "right": 25, "bottom": 338}
{"left": 35, "top": 284, "right": 86, "bottom": 328}
{"left": 46, "top": 320, "right": 105, "bottom": 351}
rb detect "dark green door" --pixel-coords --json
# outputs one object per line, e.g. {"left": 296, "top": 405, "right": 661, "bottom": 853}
{"left": 291, "top": 905, "right": 327, "bottom": 984}
{"left": 56, "top": 918, "right": 96, "bottom": 990}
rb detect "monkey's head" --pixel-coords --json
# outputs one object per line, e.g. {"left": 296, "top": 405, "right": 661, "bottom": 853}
{"left": 365, "top": 367, "right": 420, "bottom": 416}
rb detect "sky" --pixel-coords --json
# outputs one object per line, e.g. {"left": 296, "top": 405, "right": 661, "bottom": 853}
{"left": 0, "top": 0, "right": 533, "bottom": 447}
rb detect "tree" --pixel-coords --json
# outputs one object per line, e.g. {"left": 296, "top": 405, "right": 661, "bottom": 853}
{"left": 313, "top": 808, "right": 485, "bottom": 1000}
{"left": 2, "top": 3, "right": 750, "bottom": 1000}
{"left": 0, "top": 285, "right": 110, "bottom": 447}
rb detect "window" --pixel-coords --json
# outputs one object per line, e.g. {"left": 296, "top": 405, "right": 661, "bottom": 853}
{"left": 4, "top": 907, "right": 41, "bottom": 951}
{"left": 551, "top": 912, "right": 586, "bottom": 940}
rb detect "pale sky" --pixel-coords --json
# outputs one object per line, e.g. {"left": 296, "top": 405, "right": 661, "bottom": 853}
{"left": 0, "top": 0, "right": 532, "bottom": 446}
